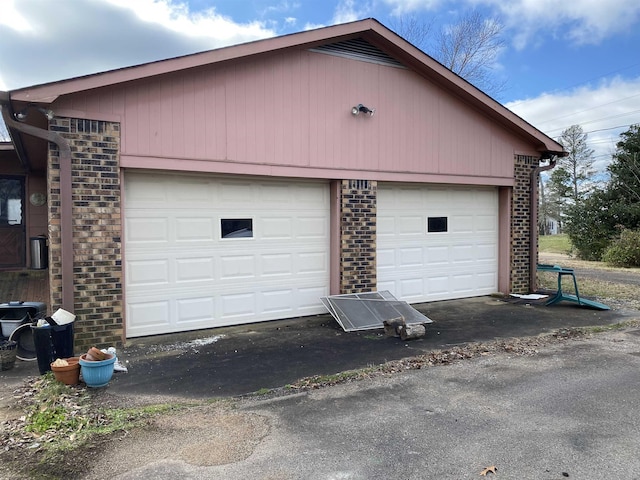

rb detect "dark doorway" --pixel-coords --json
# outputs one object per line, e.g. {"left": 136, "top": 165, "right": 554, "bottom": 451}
{"left": 0, "top": 176, "right": 25, "bottom": 268}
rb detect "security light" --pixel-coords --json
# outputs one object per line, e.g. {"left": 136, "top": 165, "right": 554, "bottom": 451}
{"left": 351, "top": 104, "right": 375, "bottom": 116}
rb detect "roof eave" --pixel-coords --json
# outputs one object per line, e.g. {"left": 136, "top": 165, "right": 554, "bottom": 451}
{"left": 8, "top": 18, "right": 565, "bottom": 157}
{"left": 8, "top": 19, "right": 379, "bottom": 104}
{"left": 359, "top": 26, "right": 566, "bottom": 157}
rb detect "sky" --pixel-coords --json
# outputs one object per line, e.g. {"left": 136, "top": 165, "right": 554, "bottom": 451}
{"left": 1, "top": 0, "right": 639, "bottom": 174}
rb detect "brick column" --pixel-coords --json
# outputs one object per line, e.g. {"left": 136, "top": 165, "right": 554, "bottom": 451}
{"left": 511, "top": 154, "right": 539, "bottom": 293}
{"left": 339, "top": 179, "right": 377, "bottom": 293}
{"left": 48, "top": 118, "right": 123, "bottom": 350}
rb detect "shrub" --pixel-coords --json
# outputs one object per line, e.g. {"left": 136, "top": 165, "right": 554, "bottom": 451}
{"left": 564, "top": 195, "right": 613, "bottom": 261}
{"left": 602, "top": 229, "right": 640, "bottom": 267}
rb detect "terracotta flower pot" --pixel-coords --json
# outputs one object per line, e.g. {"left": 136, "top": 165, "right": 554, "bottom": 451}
{"left": 51, "top": 357, "right": 81, "bottom": 385}
{"left": 85, "top": 346, "right": 107, "bottom": 361}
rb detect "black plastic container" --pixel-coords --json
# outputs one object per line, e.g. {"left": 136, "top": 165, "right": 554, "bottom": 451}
{"left": 31, "top": 325, "right": 54, "bottom": 374}
{"left": 31, "top": 323, "right": 74, "bottom": 375}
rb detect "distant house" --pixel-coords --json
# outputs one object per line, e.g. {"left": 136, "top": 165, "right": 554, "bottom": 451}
{"left": 544, "top": 216, "right": 561, "bottom": 235}
{"left": 0, "top": 19, "right": 565, "bottom": 348}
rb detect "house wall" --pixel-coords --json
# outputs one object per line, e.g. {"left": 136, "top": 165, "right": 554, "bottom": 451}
{"left": 26, "top": 174, "right": 48, "bottom": 266}
{"left": 53, "top": 48, "right": 532, "bottom": 185}
{"left": 0, "top": 152, "right": 23, "bottom": 175}
{"left": 48, "top": 117, "right": 123, "bottom": 350}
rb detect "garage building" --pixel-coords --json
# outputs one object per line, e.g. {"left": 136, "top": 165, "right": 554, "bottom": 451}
{"left": 0, "top": 19, "right": 565, "bottom": 348}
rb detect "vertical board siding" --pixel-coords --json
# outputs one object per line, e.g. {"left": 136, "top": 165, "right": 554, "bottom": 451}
{"left": 55, "top": 48, "right": 522, "bottom": 179}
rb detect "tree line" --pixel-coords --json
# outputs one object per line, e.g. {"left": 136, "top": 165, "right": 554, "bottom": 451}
{"left": 540, "top": 124, "right": 640, "bottom": 266}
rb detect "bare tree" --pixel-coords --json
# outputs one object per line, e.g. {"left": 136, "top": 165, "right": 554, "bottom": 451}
{"left": 390, "top": 10, "right": 506, "bottom": 97}
{"left": 388, "top": 15, "right": 434, "bottom": 51}
{"left": 555, "top": 124, "right": 596, "bottom": 204}
{"left": 435, "top": 10, "right": 505, "bottom": 95}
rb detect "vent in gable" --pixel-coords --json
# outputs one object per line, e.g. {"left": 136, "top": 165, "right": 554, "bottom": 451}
{"left": 309, "top": 38, "right": 405, "bottom": 69}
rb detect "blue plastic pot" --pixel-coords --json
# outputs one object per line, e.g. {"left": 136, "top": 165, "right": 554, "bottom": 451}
{"left": 79, "top": 353, "right": 116, "bottom": 387}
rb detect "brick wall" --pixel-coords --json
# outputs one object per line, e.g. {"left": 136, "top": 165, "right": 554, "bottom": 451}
{"left": 339, "top": 179, "right": 377, "bottom": 293}
{"left": 511, "top": 154, "right": 539, "bottom": 293}
{"left": 48, "top": 118, "right": 123, "bottom": 351}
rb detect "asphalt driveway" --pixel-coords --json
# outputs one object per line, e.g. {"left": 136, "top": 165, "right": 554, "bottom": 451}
{"left": 85, "top": 317, "right": 640, "bottom": 480}
{"left": 2, "top": 295, "right": 630, "bottom": 398}
{"left": 3, "top": 294, "right": 640, "bottom": 480}
{"left": 108, "top": 295, "right": 630, "bottom": 398}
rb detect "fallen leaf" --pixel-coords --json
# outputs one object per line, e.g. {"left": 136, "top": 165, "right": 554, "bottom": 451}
{"left": 480, "top": 465, "right": 497, "bottom": 476}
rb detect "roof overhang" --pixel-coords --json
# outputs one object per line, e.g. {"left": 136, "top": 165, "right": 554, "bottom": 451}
{"left": 0, "top": 92, "right": 33, "bottom": 172}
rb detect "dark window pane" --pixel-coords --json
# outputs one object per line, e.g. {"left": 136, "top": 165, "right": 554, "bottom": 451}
{"left": 221, "top": 218, "right": 253, "bottom": 238}
{"left": 0, "top": 178, "right": 23, "bottom": 226}
{"left": 427, "top": 216, "right": 447, "bottom": 233}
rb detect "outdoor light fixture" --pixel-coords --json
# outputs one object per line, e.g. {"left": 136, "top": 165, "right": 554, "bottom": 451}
{"left": 351, "top": 104, "right": 375, "bottom": 116}
{"left": 14, "top": 104, "right": 55, "bottom": 122}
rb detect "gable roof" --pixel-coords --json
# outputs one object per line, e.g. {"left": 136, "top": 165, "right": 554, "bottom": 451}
{"left": 5, "top": 18, "right": 565, "bottom": 156}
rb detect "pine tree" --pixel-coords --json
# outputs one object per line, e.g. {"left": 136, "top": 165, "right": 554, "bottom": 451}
{"left": 555, "top": 124, "right": 596, "bottom": 204}
{"left": 565, "top": 124, "right": 640, "bottom": 260}
{"left": 543, "top": 125, "right": 595, "bottom": 232}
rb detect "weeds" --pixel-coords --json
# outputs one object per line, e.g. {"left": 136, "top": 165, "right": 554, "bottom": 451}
{"left": 3, "top": 374, "right": 182, "bottom": 460}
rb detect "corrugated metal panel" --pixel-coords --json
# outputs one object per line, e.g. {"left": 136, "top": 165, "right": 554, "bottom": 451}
{"left": 309, "top": 38, "right": 406, "bottom": 68}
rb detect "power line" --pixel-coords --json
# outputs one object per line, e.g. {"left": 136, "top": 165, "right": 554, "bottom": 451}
{"left": 545, "top": 110, "right": 640, "bottom": 135}
{"left": 535, "top": 93, "right": 640, "bottom": 126}
{"left": 585, "top": 124, "right": 635, "bottom": 134}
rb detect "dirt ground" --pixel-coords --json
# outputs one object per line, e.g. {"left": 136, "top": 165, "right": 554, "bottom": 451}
{"left": 539, "top": 252, "right": 640, "bottom": 285}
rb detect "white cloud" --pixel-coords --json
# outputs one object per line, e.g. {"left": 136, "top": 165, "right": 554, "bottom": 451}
{"left": 332, "top": 0, "right": 371, "bottom": 24}
{"left": 382, "top": 0, "right": 640, "bottom": 47}
{"left": 506, "top": 76, "right": 640, "bottom": 171}
{"left": 0, "top": 0, "right": 34, "bottom": 32}
{"left": 104, "top": 0, "right": 275, "bottom": 41}
{"left": 381, "top": 0, "right": 444, "bottom": 17}
{"left": 0, "top": 0, "right": 276, "bottom": 90}
{"left": 263, "top": 1, "right": 301, "bottom": 16}
{"left": 477, "top": 0, "right": 640, "bottom": 49}
{"left": 303, "top": 22, "right": 326, "bottom": 31}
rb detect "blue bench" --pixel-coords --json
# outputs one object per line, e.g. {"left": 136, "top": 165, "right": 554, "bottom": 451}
{"left": 536, "top": 264, "right": 610, "bottom": 310}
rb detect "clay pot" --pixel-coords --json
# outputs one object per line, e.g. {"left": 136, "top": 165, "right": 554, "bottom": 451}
{"left": 85, "top": 347, "right": 107, "bottom": 361}
{"left": 50, "top": 357, "right": 81, "bottom": 385}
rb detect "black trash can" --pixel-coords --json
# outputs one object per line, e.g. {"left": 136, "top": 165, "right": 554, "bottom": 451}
{"left": 31, "top": 323, "right": 74, "bottom": 375}
{"left": 51, "top": 323, "right": 74, "bottom": 358}
{"left": 30, "top": 235, "right": 48, "bottom": 270}
{"left": 32, "top": 325, "right": 54, "bottom": 375}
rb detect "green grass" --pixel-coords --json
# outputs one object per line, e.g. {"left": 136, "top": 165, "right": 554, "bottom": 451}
{"left": 254, "top": 387, "right": 272, "bottom": 395}
{"left": 19, "top": 374, "right": 181, "bottom": 458}
{"left": 539, "top": 234, "right": 571, "bottom": 254}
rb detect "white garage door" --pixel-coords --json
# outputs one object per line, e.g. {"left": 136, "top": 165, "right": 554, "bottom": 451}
{"left": 124, "top": 172, "right": 330, "bottom": 337}
{"left": 377, "top": 184, "right": 498, "bottom": 303}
